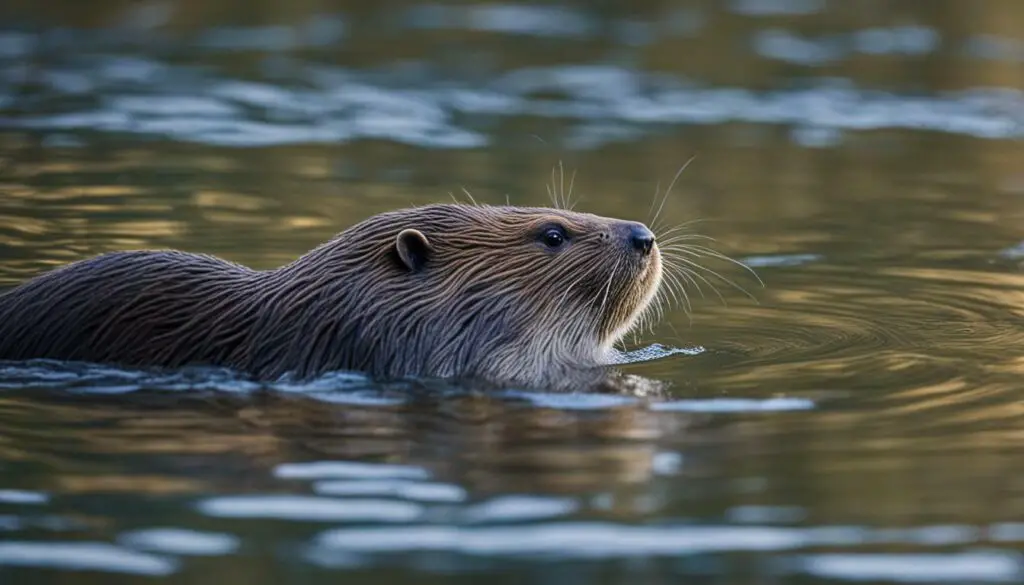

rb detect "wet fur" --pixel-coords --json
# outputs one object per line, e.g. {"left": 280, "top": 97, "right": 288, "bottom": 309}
{"left": 0, "top": 204, "right": 662, "bottom": 389}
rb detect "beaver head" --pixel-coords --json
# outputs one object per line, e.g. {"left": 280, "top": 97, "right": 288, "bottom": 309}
{"left": 270, "top": 203, "right": 663, "bottom": 388}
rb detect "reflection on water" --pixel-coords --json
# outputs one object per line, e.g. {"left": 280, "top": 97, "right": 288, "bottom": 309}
{"left": 1, "top": 0, "right": 1023, "bottom": 583}
{"left": 1, "top": 386, "right": 1024, "bottom": 582}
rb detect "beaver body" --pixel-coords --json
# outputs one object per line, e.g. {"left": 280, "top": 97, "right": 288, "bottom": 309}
{"left": 0, "top": 204, "right": 662, "bottom": 389}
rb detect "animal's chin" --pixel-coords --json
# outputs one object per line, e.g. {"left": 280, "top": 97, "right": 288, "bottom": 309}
{"left": 597, "top": 251, "right": 663, "bottom": 352}
{"left": 637, "top": 250, "right": 663, "bottom": 314}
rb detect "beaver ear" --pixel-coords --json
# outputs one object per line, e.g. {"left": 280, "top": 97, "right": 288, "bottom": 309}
{"left": 395, "top": 228, "right": 431, "bottom": 272}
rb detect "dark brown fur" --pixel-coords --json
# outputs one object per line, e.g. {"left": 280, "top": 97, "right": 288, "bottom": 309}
{"left": 0, "top": 204, "right": 662, "bottom": 389}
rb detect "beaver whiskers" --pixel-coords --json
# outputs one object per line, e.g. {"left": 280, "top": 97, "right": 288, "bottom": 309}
{"left": 635, "top": 158, "right": 765, "bottom": 344}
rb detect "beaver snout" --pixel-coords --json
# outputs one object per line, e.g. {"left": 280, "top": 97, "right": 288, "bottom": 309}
{"left": 625, "top": 223, "right": 656, "bottom": 256}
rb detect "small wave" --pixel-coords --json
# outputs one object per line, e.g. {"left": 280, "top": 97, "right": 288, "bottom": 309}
{"left": 607, "top": 343, "right": 706, "bottom": 365}
{"left": 196, "top": 495, "right": 423, "bottom": 523}
{"left": 460, "top": 496, "right": 580, "bottom": 524}
{"left": 117, "top": 528, "right": 240, "bottom": 556}
{"left": 0, "top": 541, "right": 178, "bottom": 576}
{"left": 991, "top": 524, "right": 1024, "bottom": 542}
{"left": 0, "top": 359, "right": 265, "bottom": 393}
{"left": 1, "top": 55, "right": 1021, "bottom": 149}
{"left": 307, "top": 523, "right": 811, "bottom": 559}
{"left": 793, "top": 551, "right": 1024, "bottom": 583}
{"left": 652, "top": 451, "right": 684, "bottom": 475}
{"left": 742, "top": 253, "right": 823, "bottom": 268}
{"left": 305, "top": 522, "right": 1024, "bottom": 563}
{"left": 0, "top": 358, "right": 818, "bottom": 411}
{"left": 999, "top": 241, "right": 1024, "bottom": 260}
{"left": 753, "top": 25, "right": 940, "bottom": 66}
{"left": 0, "top": 489, "right": 49, "bottom": 505}
{"left": 508, "top": 393, "right": 641, "bottom": 410}
{"left": 274, "top": 461, "right": 430, "bottom": 481}
{"left": 313, "top": 480, "right": 467, "bottom": 503}
{"left": 731, "top": 0, "right": 826, "bottom": 16}
{"left": 651, "top": 398, "right": 815, "bottom": 412}
{"left": 726, "top": 505, "right": 807, "bottom": 524}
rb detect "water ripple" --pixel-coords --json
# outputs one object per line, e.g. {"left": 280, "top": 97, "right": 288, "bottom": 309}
{"left": 196, "top": 495, "right": 423, "bottom": 523}
{"left": 274, "top": 461, "right": 430, "bottom": 481}
{"left": 0, "top": 489, "right": 49, "bottom": 505}
{"left": 753, "top": 26, "right": 940, "bottom": 66}
{"left": 742, "top": 253, "right": 823, "bottom": 268}
{"left": 999, "top": 241, "right": 1024, "bottom": 259}
{"left": 460, "top": 496, "right": 579, "bottom": 524}
{"left": 731, "top": 0, "right": 826, "bottom": 16}
{"left": 313, "top": 480, "right": 467, "bottom": 503}
{"left": 794, "top": 551, "right": 1024, "bottom": 583}
{"left": 700, "top": 264, "right": 1024, "bottom": 390}
{"left": 307, "top": 523, "right": 811, "bottom": 559}
{"left": 306, "top": 522, "right": 1024, "bottom": 562}
{"left": 0, "top": 541, "right": 178, "bottom": 576}
{"left": 117, "top": 528, "right": 240, "bottom": 557}
{"left": 1, "top": 58, "right": 1020, "bottom": 149}
{"left": 0, "top": 360, "right": 263, "bottom": 393}
{"left": 651, "top": 398, "right": 815, "bottom": 412}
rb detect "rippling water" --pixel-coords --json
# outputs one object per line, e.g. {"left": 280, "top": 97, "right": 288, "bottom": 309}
{"left": 1, "top": 1, "right": 1023, "bottom": 583}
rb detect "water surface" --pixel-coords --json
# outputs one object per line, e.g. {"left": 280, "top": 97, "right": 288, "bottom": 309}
{"left": 1, "top": 1, "right": 1023, "bottom": 583}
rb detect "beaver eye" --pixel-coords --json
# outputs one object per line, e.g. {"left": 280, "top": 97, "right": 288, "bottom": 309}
{"left": 541, "top": 227, "right": 567, "bottom": 249}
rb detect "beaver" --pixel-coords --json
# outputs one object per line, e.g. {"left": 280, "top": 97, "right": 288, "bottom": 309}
{"left": 0, "top": 203, "right": 664, "bottom": 390}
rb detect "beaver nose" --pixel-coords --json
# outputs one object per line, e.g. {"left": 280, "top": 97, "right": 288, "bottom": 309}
{"left": 630, "top": 224, "right": 655, "bottom": 256}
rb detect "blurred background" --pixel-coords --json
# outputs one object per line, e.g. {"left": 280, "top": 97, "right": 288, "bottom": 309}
{"left": 0, "top": 1, "right": 1023, "bottom": 584}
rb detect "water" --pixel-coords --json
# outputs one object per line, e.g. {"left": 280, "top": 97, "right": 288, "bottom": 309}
{"left": 1, "top": 0, "right": 1023, "bottom": 583}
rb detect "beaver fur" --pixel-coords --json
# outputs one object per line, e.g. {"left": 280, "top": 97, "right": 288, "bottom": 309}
{"left": 0, "top": 204, "right": 663, "bottom": 389}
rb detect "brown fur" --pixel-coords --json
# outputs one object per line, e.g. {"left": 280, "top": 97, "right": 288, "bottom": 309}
{"left": 0, "top": 204, "right": 662, "bottom": 389}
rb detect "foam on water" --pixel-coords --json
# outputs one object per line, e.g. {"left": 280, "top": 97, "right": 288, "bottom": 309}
{"left": 606, "top": 343, "right": 706, "bottom": 364}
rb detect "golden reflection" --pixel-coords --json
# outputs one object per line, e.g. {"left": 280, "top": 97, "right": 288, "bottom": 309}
{"left": 879, "top": 267, "right": 1024, "bottom": 289}
{"left": 193, "top": 190, "right": 271, "bottom": 212}
{"left": 197, "top": 212, "right": 271, "bottom": 226}
{"left": 283, "top": 216, "right": 331, "bottom": 229}
{"left": 985, "top": 356, "right": 1024, "bottom": 376}
{"left": 110, "top": 220, "right": 185, "bottom": 237}
{"left": 0, "top": 215, "right": 51, "bottom": 235}
{"left": 61, "top": 204, "right": 120, "bottom": 213}
{"left": 106, "top": 238, "right": 157, "bottom": 248}
{"left": 55, "top": 475, "right": 208, "bottom": 495}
